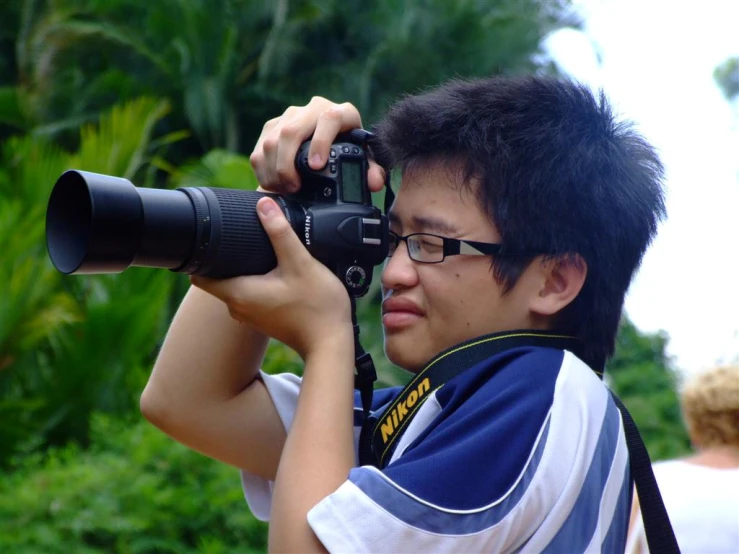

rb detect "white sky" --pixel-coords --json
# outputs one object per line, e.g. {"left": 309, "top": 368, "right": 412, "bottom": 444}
{"left": 545, "top": 0, "right": 739, "bottom": 377}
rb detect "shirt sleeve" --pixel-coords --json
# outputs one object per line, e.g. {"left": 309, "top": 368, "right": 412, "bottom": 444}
{"left": 240, "top": 371, "right": 302, "bottom": 521}
{"left": 240, "top": 371, "right": 402, "bottom": 521}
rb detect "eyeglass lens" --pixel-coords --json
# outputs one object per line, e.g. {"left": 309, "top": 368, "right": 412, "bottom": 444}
{"left": 388, "top": 233, "right": 444, "bottom": 263}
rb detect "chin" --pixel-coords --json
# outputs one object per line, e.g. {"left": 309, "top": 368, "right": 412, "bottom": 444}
{"left": 383, "top": 334, "right": 426, "bottom": 374}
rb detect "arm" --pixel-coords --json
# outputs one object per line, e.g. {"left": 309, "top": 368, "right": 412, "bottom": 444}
{"left": 191, "top": 197, "right": 356, "bottom": 553}
{"left": 269, "top": 331, "right": 356, "bottom": 553}
{"left": 141, "top": 96, "right": 381, "bottom": 482}
{"left": 140, "top": 285, "right": 287, "bottom": 480}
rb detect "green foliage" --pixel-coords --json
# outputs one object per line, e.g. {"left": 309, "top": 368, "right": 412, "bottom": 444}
{"left": 0, "top": 96, "right": 182, "bottom": 462}
{"left": 275, "top": 0, "right": 573, "bottom": 120}
{"left": 0, "top": 415, "right": 268, "bottom": 553}
{"left": 71, "top": 97, "right": 179, "bottom": 180}
{"left": 0, "top": 85, "right": 26, "bottom": 129}
{"left": 607, "top": 319, "right": 692, "bottom": 461}
{"left": 39, "top": 270, "right": 173, "bottom": 447}
{"left": 171, "top": 149, "right": 260, "bottom": 191}
{"left": 0, "top": 0, "right": 577, "bottom": 154}
{"left": 262, "top": 339, "right": 304, "bottom": 377}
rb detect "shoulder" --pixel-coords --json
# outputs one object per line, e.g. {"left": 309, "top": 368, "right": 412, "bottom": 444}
{"left": 436, "top": 346, "right": 602, "bottom": 440}
{"left": 437, "top": 345, "right": 575, "bottom": 412}
{"left": 370, "top": 346, "right": 608, "bottom": 509}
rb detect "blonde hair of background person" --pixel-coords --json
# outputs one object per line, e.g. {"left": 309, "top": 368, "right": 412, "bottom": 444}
{"left": 627, "top": 365, "right": 739, "bottom": 553}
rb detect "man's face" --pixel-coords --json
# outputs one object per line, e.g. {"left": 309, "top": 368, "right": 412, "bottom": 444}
{"left": 381, "top": 167, "right": 542, "bottom": 372}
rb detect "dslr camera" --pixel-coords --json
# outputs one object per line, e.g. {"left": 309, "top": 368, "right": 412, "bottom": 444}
{"left": 46, "top": 132, "right": 389, "bottom": 296}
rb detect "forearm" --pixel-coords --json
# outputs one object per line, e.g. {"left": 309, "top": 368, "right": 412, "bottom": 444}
{"left": 268, "top": 331, "right": 356, "bottom": 553}
{"left": 142, "top": 284, "right": 269, "bottom": 419}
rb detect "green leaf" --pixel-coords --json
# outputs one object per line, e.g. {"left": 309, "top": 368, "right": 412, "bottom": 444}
{"left": 0, "top": 415, "right": 269, "bottom": 552}
{"left": 172, "top": 149, "right": 259, "bottom": 190}
{"left": 0, "top": 134, "right": 69, "bottom": 207}
{"left": 71, "top": 96, "right": 173, "bottom": 179}
{"left": 0, "top": 86, "right": 27, "bottom": 130}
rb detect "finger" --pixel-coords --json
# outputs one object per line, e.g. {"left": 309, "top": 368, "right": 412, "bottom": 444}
{"left": 273, "top": 99, "right": 349, "bottom": 189}
{"left": 261, "top": 129, "right": 285, "bottom": 191}
{"left": 250, "top": 117, "right": 281, "bottom": 187}
{"left": 254, "top": 107, "right": 305, "bottom": 193}
{"left": 368, "top": 161, "right": 386, "bottom": 193}
{"left": 308, "top": 102, "right": 363, "bottom": 170}
{"left": 256, "top": 197, "right": 310, "bottom": 267}
{"left": 259, "top": 106, "right": 326, "bottom": 194}
{"left": 274, "top": 118, "right": 318, "bottom": 193}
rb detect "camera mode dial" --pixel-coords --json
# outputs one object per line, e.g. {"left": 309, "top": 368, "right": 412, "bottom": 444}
{"left": 344, "top": 265, "right": 367, "bottom": 290}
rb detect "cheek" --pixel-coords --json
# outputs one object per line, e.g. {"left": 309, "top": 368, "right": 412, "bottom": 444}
{"left": 427, "top": 272, "right": 476, "bottom": 321}
{"left": 450, "top": 267, "right": 502, "bottom": 327}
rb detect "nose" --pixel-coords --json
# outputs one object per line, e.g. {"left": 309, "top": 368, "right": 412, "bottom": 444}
{"left": 381, "top": 239, "right": 419, "bottom": 291}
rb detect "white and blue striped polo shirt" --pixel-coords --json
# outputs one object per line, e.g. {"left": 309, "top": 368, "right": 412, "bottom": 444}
{"left": 241, "top": 346, "right": 632, "bottom": 553}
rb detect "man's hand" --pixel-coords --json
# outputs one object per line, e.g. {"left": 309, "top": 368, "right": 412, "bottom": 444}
{"left": 250, "top": 96, "right": 386, "bottom": 195}
{"left": 191, "top": 196, "right": 351, "bottom": 360}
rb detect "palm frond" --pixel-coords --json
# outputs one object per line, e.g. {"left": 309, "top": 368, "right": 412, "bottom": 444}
{"left": 0, "top": 201, "right": 81, "bottom": 362}
{"left": 71, "top": 97, "right": 172, "bottom": 179}
{"left": 0, "top": 134, "right": 69, "bottom": 207}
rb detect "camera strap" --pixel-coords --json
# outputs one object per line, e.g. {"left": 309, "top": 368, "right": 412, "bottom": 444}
{"left": 355, "top": 330, "right": 681, "bottom": 553}
{"left": 611, "top": 392, "right": 681, "bottom": 553}
{"left": 358, "top": 330, "right": 584, "bottom": 468}
{"left": 350, "top": 295, "right": 378, "bottom": 436}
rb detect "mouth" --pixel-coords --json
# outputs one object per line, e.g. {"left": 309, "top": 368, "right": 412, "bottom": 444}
{"left": 382, "top": 297, "right": 424, "bottom": 331}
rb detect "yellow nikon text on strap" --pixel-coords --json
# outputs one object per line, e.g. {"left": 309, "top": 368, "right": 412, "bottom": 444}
{"left": 380, "top": 377, "right": 431, "bottom": 443}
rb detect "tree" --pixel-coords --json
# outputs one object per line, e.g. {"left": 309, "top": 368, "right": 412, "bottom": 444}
{"left": 0, "top": 97, "right": 184, "bottom": 461}
{"left": 0, "top": 0, "right": 579, "bottom": 158}
{"left": 607, "top": 319, "right": 691, "bottom": 461}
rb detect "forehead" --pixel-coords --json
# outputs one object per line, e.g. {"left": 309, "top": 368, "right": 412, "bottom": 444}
{"left": 388, "top": 166, "right": 493, "bottom": 236}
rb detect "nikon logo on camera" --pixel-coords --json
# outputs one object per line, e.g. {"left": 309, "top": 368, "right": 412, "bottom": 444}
{"left": 304, "top": 214, "right": 312, "bottom": 245}
{"left": 380, "top": 377, "right": 431, "bottom": 443}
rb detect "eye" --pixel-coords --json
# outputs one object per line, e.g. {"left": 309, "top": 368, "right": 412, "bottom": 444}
{"left": 419, "top": 237, "right": 443, "bottom": 252}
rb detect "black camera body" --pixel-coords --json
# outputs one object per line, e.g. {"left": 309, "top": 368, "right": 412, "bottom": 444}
{"left": 45, "top": 133, "right": 389, "bottom": 297}
{"left": 291, "top": 138, "right": 386, "bottom": 294}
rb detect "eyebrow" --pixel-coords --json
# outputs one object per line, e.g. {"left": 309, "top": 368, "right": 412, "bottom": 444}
{"left": 388, "top": 211, "right": 461, "bottom": 236}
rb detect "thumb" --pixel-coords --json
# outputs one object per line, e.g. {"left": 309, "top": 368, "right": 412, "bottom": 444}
{"left": 256, "top": 196, "right": 307, "bottom": 265}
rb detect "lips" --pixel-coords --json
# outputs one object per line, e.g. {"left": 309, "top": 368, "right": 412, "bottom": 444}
{"left": 382, "top": 297, "right": 425, "bottom": 330}
{"left": 382, "top": 297, "right": 424, "bottom": 316}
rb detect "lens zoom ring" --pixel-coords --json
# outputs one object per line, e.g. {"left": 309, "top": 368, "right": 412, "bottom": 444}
{"left": 207, "top": 188, "right": 277, "bottom": 277}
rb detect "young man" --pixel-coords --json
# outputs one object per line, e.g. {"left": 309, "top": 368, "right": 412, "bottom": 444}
{"left": 141, "top": 76, "right": 666, "bottom": 552}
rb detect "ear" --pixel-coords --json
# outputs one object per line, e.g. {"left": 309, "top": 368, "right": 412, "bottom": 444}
{"left": 528, "top": 254, "right": 587, "bottom": 317}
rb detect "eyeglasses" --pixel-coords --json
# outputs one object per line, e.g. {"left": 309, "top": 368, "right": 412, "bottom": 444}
{"left": 388, "top": 231, "right": 534, "bottom": 264}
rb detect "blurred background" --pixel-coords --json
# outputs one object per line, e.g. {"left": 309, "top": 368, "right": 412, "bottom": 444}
{"left": 0, "top": 0, "right": 736, "bottom": 552}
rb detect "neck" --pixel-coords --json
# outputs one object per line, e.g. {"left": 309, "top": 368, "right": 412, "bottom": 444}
{"left": 686, "top": 445, "right": 739, "bottom": 468}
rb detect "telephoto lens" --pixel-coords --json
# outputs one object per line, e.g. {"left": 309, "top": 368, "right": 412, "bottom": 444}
{"left": 45, "top": 170, "right": 304, "bottom": 278}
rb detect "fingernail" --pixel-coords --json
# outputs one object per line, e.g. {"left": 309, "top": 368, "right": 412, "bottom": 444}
{"left": 258, "top": 199, "right": 277, "bottom": 218}
{"left": 310, "top": 154, "right": 323, "bottom": 168}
